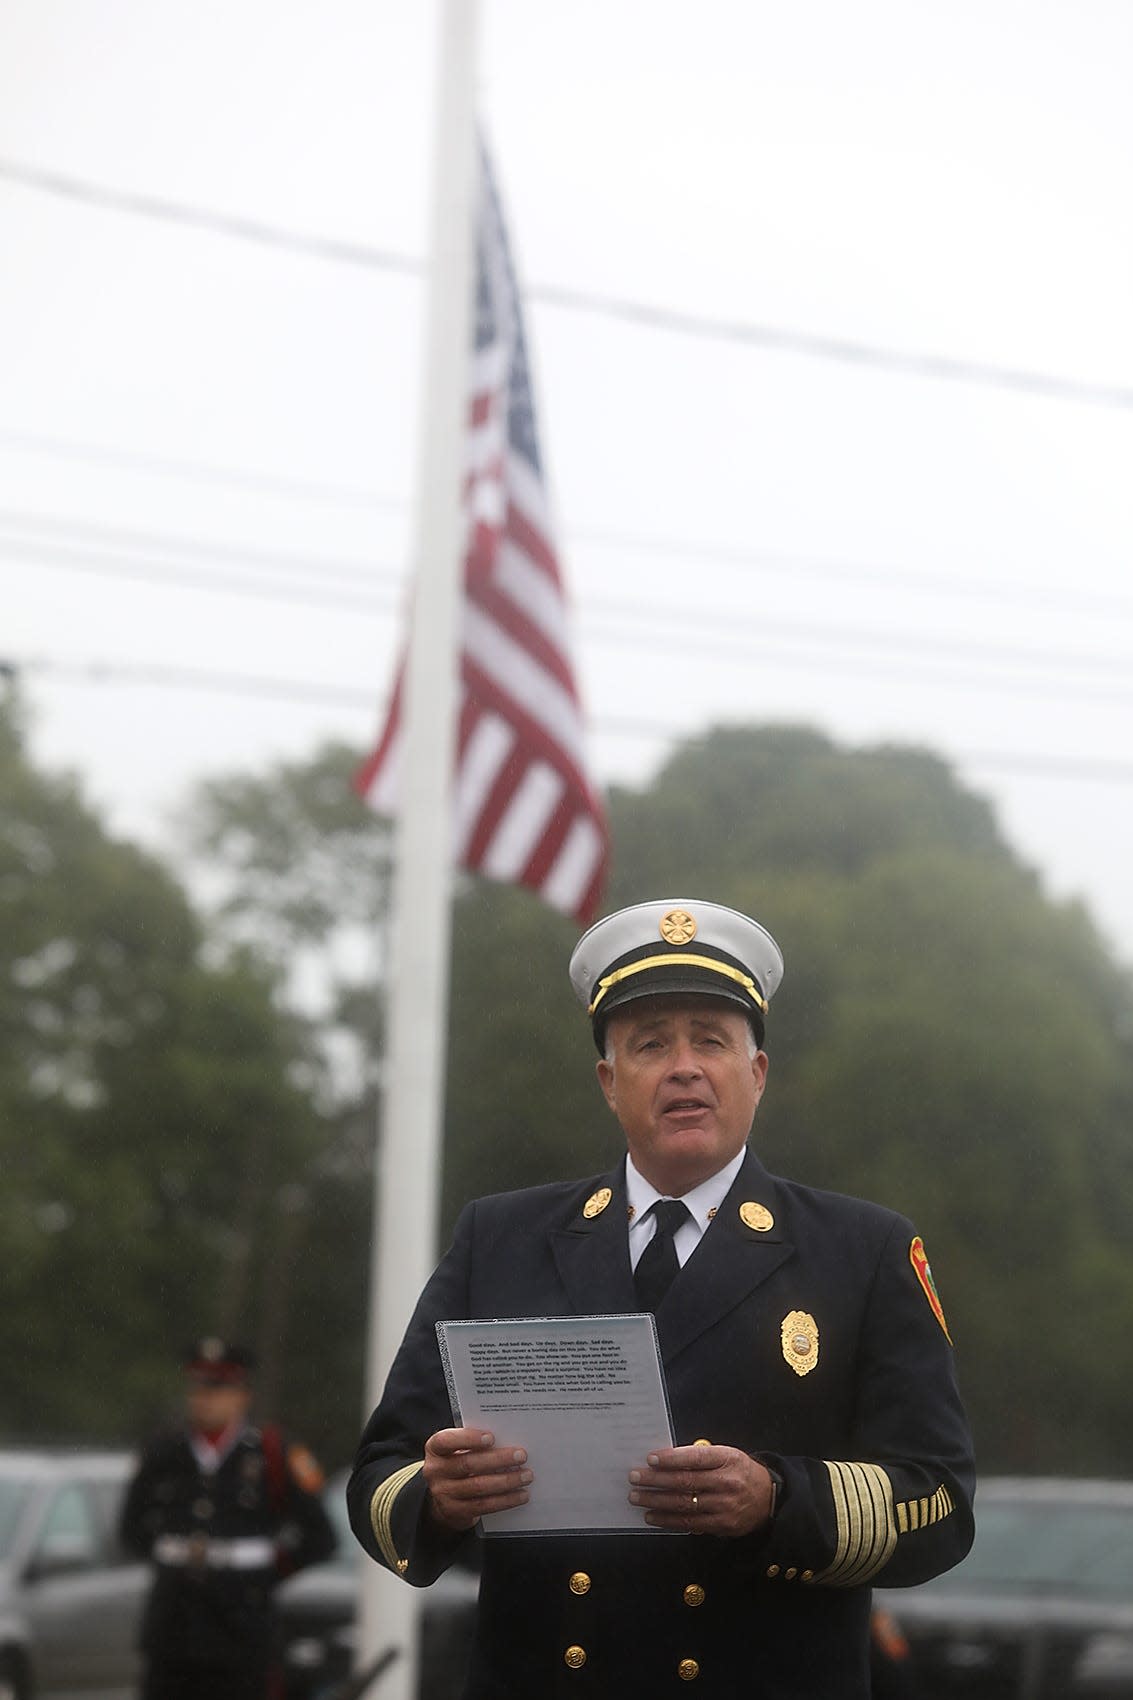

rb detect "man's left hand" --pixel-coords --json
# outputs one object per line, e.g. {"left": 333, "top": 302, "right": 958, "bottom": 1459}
{"left": 627, "top": 1444, "right": 775, "bottom": 1536}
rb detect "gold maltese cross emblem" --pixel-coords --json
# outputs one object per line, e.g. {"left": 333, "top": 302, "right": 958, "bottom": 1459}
{"left": 659, "top": 908, "right": 697, "bottom": 945}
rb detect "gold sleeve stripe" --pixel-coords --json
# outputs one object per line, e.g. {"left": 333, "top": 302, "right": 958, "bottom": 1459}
{"left": 814, "top": 1461, "right": 898, "bottom": 1587}
{"left": 896, "top": 1483, "right": 955, "bottom": 1535}
{"left": 369, "top": 1461, "right": 425, "bottom": 1575}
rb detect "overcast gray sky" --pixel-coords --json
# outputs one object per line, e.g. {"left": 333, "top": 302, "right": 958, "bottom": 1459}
{"left": 3, "top": 0, "right": 1132, "bottom": 961}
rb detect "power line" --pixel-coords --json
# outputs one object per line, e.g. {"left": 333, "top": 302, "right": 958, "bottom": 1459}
{"left": 8, "top": 581, "right": 1133, "bottom": 707}
{"left": 529, "top": 282, "right": 1133, "bottom": 412}
{"left": 6, "top": 528, "right": 1132, "bottom": 693}
{"left": 8, "top": 651, "right": 1133, "bottom": 787}
{"left": 0, "top": 537, "right": 401, "bottom": 616}
{"left": 5, "top": 500, "right": 1133, "bottom": 627}
{"left": 0, "top": 156, "right": 421, "bottom": 276}
{"left": 569, "top": 525, "right": 1133, "bottom": 623}
{"left": 11, "top": 654, "right": 373, "bottom": 709}
{"left": 4, "top": 155, "right": 1132, "bottom": 412}
{"left": 0, "top": 510, "right": 398, "bottom": 589}
{"left": 0, "top": 426, "right": 395, "bottom": 511}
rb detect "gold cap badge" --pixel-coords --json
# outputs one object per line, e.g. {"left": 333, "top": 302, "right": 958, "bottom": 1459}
{"left": 583, "top": 1187, "right": 612, "bottom": 1219}
{"left": 659, "top": 908, "right": 697, "bottom": 945}
{"left": 740, "top": 1201, "right": 774, "bottom": 1232}
{"left": 781, "top": 1310, "right": 819, "bottom": 1377}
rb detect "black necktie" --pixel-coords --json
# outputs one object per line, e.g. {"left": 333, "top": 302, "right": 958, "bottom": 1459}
{"left": 634, "top": 1199, "right": 691, "bottom": 1313}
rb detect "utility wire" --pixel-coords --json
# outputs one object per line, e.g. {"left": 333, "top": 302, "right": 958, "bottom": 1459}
{"left": 8, "top": 651, "right": 1133, "bottom": 787}
{"left": 568, "top": 525, "right": 1133, "bottom": 623}
{"left": 6, "top": 531, "right": 1132, "bottom": 688}
{"left": 0, "top": 426, "right": 395, "bottom": 511}
{"left": 0, "top": 510, "right": 401, "bottom": 589}
{"left": 5, "top": 502, "right": 1133, "bottom": 625}
{"left": 3, "top": 155, "right": 1132, "bottom": 412}
{"left": 528, "top": 282, "right": 1133, "bottom": 411}
{"left": 0, "top": 156, "right": 421, "bottom": 276}
{"left": 8, "top": 603, "right": 1133, "bottom": 706}
{"left": 1, "top": 537, "right": 401, "bottom": 616}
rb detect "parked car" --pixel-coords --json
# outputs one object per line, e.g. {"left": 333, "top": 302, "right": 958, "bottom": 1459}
{"left": 279, "top": 1472, "right": 479, "bottom": 1700}
{"left": 0, "top": 1448, "right": 147, "bottom": 1700}
{"left": 875, "top": 1476, "right": 1133, "bottom": 1699}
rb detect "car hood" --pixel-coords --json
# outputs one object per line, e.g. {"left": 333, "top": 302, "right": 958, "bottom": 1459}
{"left": 877, "top": 1586, "right": 1133, "bottom": 1637}
{"left": 280, "top": 1558, "right": 481, "bottom": 1615}
{"left": 279, "top": 1562, "right": 356, "bottom": 1611}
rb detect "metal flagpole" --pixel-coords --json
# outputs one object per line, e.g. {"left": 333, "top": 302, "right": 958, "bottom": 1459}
{"left": 355, "top": 3, "right": 481, "bottom": 1696}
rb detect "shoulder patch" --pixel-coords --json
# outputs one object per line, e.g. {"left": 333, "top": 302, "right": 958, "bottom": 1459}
{"left": 909, "top": 1236, "right": 952, "bottom": 1343}
{"left": 287, "top": 1443, "right": 325, "bottom": 1494}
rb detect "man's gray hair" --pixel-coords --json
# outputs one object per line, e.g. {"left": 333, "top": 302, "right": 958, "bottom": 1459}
{"left": 603, "top": 1018, "right": 761, "bottom": 1065}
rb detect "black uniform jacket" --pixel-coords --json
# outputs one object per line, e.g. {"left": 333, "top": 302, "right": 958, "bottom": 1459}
{"left": 348, "top": 1149, "right": 975, "bottom": 1700}
{"left": 121, "top": 1423, "right": 337, "bottom": 1667}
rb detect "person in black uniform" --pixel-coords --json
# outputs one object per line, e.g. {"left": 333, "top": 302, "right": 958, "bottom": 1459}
{"left": 120, "top": 1339, "right": 336, "bottom": 1700}
{"left": 348, "top": 899, "right": 976, "bottom": 1699}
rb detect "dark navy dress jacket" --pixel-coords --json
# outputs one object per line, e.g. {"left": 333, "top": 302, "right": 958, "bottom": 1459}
{"left": 349, "top": 1148, "right": 975, "bottom": 1699}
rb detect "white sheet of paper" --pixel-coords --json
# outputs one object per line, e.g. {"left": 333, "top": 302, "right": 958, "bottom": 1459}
{"left": 436, "top": 1314, "right": 675, "bottom": 1535}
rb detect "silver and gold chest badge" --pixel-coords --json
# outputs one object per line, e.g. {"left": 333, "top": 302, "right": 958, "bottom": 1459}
{"left": 782, "top": 1310, "right": 819, "bottom": 1376}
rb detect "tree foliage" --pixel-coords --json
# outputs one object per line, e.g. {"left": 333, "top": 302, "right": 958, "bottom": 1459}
{"left": 0, "top": 690, "right": 338, "bottom": 1451}
{"left": 445, "top": 726, "right": 1133, "bottom": 1471}
{"left": 8, "top": 700, "right": 1133, "bottom": 1477}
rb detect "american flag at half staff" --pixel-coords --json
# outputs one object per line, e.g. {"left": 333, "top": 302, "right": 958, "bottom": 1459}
{"left": 355, "top": 144, "right": 609, "bottom": 925}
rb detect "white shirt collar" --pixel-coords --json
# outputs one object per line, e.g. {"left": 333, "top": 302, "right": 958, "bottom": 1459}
{"left": 625, "top": 1146, "right": 747, "bottom": 1238}
{"left": 188, "top": 1420, "right": 247, "bottom": 1475}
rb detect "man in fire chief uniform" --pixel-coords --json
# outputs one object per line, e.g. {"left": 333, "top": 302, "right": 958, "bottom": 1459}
{"left": 120, "top": 1339, "right": 336, "bottom": 1700}
{"left": 348, "top": 899, "right": 975, "bottom": 1698}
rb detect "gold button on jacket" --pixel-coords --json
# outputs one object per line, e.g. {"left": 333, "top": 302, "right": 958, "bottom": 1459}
{"left": 683, "top": 1583, "right": 706, "bottom": 1607}
{"left": 348, "top": 1146, "right": 976, "bottom": 1698}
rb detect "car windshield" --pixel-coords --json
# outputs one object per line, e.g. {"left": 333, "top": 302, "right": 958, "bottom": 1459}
{"left": 0, "top": 1475, "right": 31, "bottom": 1558}
{"left": 931, "top": 1497, "right": 1133, "bottom": 1597}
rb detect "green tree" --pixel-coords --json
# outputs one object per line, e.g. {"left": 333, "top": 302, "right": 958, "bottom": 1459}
{"left": 183, "top": 723, "right": 1133, "bottom": 1475}
{"left": 622, "top": 730, "right": 1133, "bottom": 1467}
{"left": 0, "top": 689, "right": 343, "bottom": 1454}
{"left": 179, "top": 741, "right": 395, "bottom": 1459}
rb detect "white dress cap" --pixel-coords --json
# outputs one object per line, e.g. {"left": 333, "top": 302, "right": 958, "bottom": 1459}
{"left": 568, "top": 898, "right": 784, "bottom": 1042}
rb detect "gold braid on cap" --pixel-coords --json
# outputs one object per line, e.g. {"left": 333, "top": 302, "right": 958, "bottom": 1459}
{"left": 588, "top": 953, "right": 768, "bottom": 1017}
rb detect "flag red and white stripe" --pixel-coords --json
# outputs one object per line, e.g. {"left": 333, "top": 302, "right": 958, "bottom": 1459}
{"left": 356, "top": 145, "right": 608, "bottom": 924}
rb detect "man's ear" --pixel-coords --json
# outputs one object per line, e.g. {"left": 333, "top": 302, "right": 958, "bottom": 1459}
{"left": 752, "top": 1049, "right": 769, "bottom": 1104}
{"left": 596, "top": 1055, "right": 618, "bottom": 1114}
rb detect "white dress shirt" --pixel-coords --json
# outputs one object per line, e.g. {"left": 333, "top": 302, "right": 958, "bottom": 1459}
{"left": 625, "top": 1147, "right": 747, "bottom": 1273}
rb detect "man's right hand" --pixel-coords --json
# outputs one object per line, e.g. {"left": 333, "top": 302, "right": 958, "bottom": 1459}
{"left": 422, "top": 1427, "right": 533, "bottom": 1531}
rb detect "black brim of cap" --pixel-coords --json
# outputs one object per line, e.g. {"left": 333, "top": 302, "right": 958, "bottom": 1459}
{"left": 593, "top": 979, "right": 764, "bottom": 1051}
